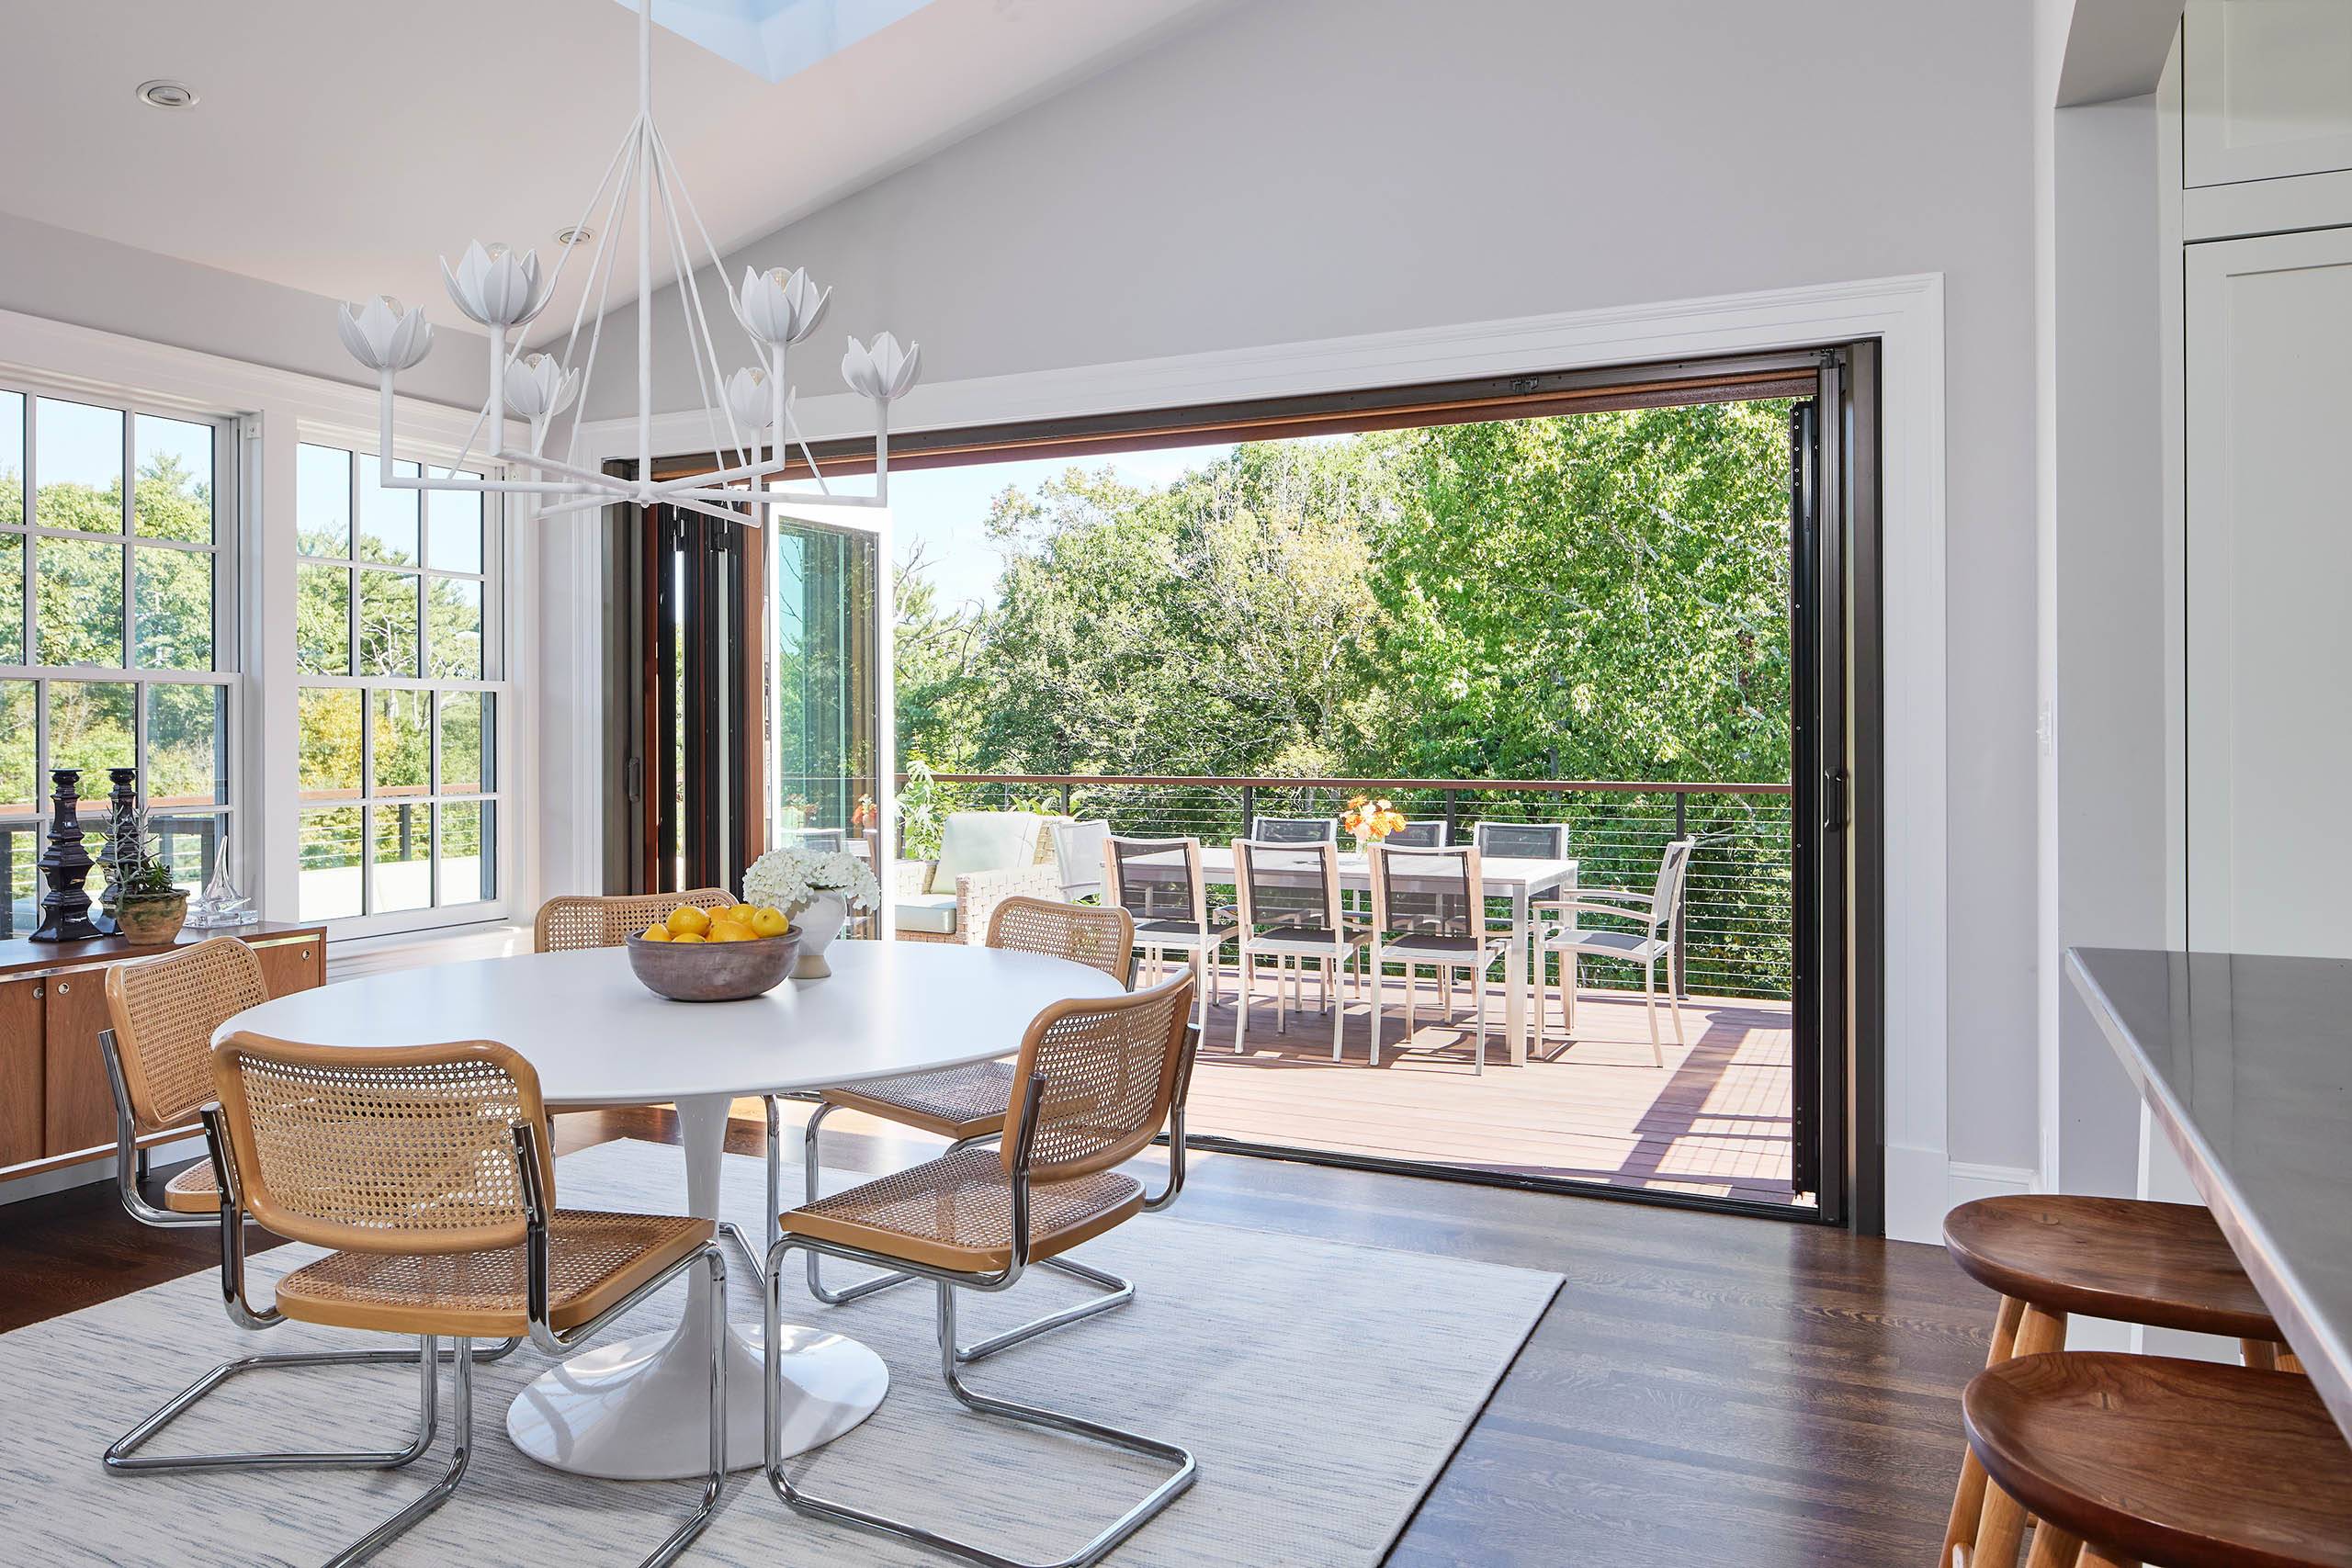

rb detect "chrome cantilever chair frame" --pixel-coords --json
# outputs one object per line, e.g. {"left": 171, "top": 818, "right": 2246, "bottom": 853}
{"left": 797, "top": 1088, "right": 1191, "bottom": 1364}
{"left": 192, "top": 1101, "right": 727, "bottom": 1568}
{"left": 762, "top": 1072, "right": 1197, "bottom": 1568}
{"left": 96, "top": 1029, "right": 522, "bottom": 1474}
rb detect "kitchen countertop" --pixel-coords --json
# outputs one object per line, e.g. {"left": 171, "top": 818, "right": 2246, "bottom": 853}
{"left": 2067, "top": 946, "right": 2352, "bottom": 1438}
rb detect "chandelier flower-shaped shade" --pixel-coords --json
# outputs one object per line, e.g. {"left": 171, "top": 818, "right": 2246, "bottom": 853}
{"left": 738, "top": 265, "right": 831, "bottom": 347}
{"left": 724, "top": 366, "right": 776, "bottom": 434}
{"left": 441, "top": 241, "right": 548, "bottom": 329}
{"left": 502, "top": 352, "right": 580, "bottom": 423}
{"left": 335, "top": 295, "right": 434, "bottom": 372}
{"left": 842, "top": 333, "right": 921, "bottom": 401}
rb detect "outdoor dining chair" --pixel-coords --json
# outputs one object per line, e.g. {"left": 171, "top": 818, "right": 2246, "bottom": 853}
{"left": 1231, "top": 837, "right": 1369, "bottom": 1059}
{"left": 205, "top": 1034, "right": 728, "bottom": 1567}
{"left": 1541, "top": 836, "right": 1696, "bottom": 1064}
{"left": 1385, "top": 819, "right": 1448, "bottom": 847}
{"left": 1248, "top": 816, "right": 1338, "bottom": 843}
{"left": 1366, "top": 842, "right": 1512, "bottom": 1073}
{"left": 1104, "top": 833, "right": 1237, "bottom": 1031}
{"left": 759, "top": 973, "right": 1201, "bottom": 1568}
{"left": 95, "top": 936, "right": 521, "bottom": 1474}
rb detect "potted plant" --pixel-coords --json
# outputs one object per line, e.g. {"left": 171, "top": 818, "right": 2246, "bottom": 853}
{"left": 116, "top": 839, "right": 189, "bottom": 944}
{"left": 741, "top": 840, "right": 883, "bottom": 977}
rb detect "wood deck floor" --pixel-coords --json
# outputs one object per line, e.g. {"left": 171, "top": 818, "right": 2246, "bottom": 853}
{"left": 1171, "top": 965, "right": 1804, "bottom": 1206}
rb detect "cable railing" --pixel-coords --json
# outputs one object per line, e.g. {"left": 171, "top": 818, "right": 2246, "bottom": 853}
{"left": 909, "top": 772, "right": 1794, "bottom": 1002}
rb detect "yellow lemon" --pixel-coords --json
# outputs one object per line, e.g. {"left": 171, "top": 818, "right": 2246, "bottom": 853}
{"left": 666, "top": 905, "right": 712, "bottom": 938}
{"left": 750, "top": 906, "right": 790, "bottom": 938}
{"left": 639, "top": 923, "right": 672, "bottom": 942}
{"left": 725, "top": 903, "right": 759, "bottom": 926}
{"left": 709, "top": 919, "right": 757, "bottom": 943}
{"left": 670, "top": 931, "right": 707, "bottom": 944}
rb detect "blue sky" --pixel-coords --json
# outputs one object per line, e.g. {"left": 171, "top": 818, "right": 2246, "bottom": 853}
{"left": 884, "top": 441, "right": 1238, "bottom": 613}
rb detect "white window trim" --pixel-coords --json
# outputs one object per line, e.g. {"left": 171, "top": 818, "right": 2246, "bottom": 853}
{"left": 290, "top": 434, "right": 512, "bottom": 940}
{"left": 0, "top": 369, "right": 243, "bottom": 915}
{"left": 0, "top": 306, "right": 540, "bottom": 941}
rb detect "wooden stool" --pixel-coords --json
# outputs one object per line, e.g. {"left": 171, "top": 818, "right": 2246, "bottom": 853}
{"left": 1963, "top": 1352, "right": 2352, "bottom": 1568}
{"left": 1941, "top": 1196, "right": 2301, "bottom": 1566}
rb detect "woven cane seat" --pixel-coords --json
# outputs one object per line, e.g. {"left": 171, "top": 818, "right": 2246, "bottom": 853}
{"left": 822, "top": 1060, "right": 1017, "bottom": 1140}
{"left": 784, "top": 1145, "right": 1143, "bottom": 1274}
{"left": 162, "top": 1160, "right": 220, "bottom": 1213}
{"left": 272, "top": 1211, "right": 713, "bottom": 1336}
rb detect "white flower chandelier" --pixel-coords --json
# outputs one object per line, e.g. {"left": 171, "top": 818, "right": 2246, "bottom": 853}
{"left": 334, "top": 0, "right": 918, "bottom": 526}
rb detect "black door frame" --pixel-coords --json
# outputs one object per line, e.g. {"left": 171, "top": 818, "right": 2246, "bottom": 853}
{"left": 611, "top": 345, "right": 1889, "bottom": 1231}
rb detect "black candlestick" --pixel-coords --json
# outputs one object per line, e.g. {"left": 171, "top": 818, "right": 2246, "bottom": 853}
{"left": 94, "top": 767, "right": 141, "bottom": 936}
{"left": 30, "top": 770, "right": 101, "bottom": 944}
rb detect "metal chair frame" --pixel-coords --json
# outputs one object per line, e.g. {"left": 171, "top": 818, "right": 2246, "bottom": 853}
{"left": 96, "top": 1026, "right": 524, "bottom": 1475}
{"left": 762, "top": 1054, "right": 1198, "bottom": 1568}
{"left": 1229, "top": 838, "right": 1369, "bottom": 1061}
{"left": 192, "top": 1093, "right": 728, "bottom": 1568}
{"left": 1364, "top": 843, "right": 1512, "bottom": 1074}
{"left": 800, "top": 897, "right": 1157, "bottom": 1361}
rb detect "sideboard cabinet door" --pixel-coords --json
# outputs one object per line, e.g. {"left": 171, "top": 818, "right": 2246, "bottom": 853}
{"left": 41, "top": 971, "right": 118, "bottom": 1157}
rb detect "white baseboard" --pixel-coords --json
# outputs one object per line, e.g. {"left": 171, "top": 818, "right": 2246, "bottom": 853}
{"left": 0, "top": 1132, "right": 206, "bottom": 1208}
{"left": 1884, "top": 1143, "right": 2037, "bottom": 1245}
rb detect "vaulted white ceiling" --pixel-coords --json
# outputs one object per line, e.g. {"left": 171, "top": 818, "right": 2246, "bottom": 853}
{"left": 0, "top": 0, "right": 1221, "bottom": 341}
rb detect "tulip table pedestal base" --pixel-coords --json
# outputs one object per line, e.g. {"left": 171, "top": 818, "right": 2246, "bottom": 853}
{"left": 504, "top": 1094, "right": 889, "bottom": 1479}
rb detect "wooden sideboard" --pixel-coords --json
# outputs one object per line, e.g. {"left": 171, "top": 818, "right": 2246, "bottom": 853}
{"left": 0, "top": 923, "right": 326, "bottom": 1181}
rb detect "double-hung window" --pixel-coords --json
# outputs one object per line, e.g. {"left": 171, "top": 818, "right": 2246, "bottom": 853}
{"left": 293, "top": 441, "right": 504, "bottom": 929}
{"left": 0, "top": 384, "right": 234, "bottom": 935}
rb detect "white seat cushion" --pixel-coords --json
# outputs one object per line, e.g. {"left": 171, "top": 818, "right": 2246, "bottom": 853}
{"left": 929, "top": 812, "right": 1044, "bottom": 894}
{"left": 895, "top": 894, "right": 961, "bottom": 935}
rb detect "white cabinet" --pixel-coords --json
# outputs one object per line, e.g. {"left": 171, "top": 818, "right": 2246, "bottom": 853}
{"left": 2185, "top": 226, "right": 2352, "bottom": 956}
{"left": 2185, "top": 0, "right": 2352, "bottom": 186}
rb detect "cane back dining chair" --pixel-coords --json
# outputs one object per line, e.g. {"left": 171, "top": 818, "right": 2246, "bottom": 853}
{"left": 206, "top": 1034, "right": 729, "bottom": 1568}
{"left": 1541, "top": 837, "right": 1694, "bottom": 1065}
{"left": 1104, "top": 834, "right": 1236, "bottom": 1032}
{"left": 1230, "top": 838, "right": 1368, "bottom": 1060}
{"left": 95, "top": 936, "right": 520, "bottom": 1475}
{"left": 534, "top": 887, "right": 738, "bottom": 953}
{"left": 533, "top": 888, "right": 786, "bottom": 1281}
{"left": 1366, "top": 842, "right": 1512, "bottom": 1073}
{"left": 802, "top": 896, "right": 1157, "bottom": 1363}
{"left": 761, "top": 972, "right": 1203, "bottom": 1568}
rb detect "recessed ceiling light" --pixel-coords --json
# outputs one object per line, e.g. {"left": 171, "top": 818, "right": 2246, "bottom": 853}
{"left": 136, "top": 79, "right": 198, "bottom": 109}
{"left": 557, "top": 226, "right": 594, "bottom": 247}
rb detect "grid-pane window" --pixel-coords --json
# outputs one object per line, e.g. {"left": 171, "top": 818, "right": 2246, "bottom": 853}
{"left": 295, "top": 443, "right": 502, "bottom": 924}
{"left": 0, "top": 386, "right": 234, "bottom": 935}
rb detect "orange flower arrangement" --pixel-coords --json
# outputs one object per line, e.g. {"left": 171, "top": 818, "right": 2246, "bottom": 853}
{"left": 1341, "top": 795, "right": 1407, "bottom": 842}
{"left": 850, "top": 794, "right": 877, "bottom": 829}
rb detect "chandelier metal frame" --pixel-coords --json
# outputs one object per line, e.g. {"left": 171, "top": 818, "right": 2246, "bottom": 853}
{"left": 333, "top": 0, "right": 919, "bottom": 529}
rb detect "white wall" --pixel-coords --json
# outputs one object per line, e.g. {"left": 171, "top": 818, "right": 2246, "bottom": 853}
{"left": 2049, "top": 96, "right": 2171, "bottom": 1199}
{"left": 583, "top": 0, "right": 2045, "bottom": 1180}
{"left": 0, "top": 210, "right": 491, "bottom": 410}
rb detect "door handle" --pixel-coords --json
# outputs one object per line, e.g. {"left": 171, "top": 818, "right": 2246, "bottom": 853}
{"left": 1824, "top": 768, "right": 1850, "bottom": 831}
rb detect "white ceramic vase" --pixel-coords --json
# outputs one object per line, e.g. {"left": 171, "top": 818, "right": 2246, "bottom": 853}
{"left": 791, "top": 889, "right": 850, "bottom": 977}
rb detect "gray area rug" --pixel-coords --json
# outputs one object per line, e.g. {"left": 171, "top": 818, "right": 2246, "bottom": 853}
{"left": 0, "top": 1138, "right": 1559, "bottom": 1566}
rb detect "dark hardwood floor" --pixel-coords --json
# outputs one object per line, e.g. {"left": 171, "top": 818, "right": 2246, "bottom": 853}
{"left": 0, "top": 1110, "right": 1992, "bottom": 1566}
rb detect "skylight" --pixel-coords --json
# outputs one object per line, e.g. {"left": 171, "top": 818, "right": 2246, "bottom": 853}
{"left": 618, "top": 0, "right": 935, "bottom": 83}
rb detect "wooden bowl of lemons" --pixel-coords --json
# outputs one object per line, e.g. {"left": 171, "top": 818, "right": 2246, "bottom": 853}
{"left": 625, "top": 902, "right": 801, "bottom": 1001}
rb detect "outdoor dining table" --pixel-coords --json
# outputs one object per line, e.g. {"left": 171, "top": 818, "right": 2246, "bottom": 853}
{"left": 213, "top": 939, "right": 1124, "bottom": 1481}
{"left": 1119, "top": 847, "right": 1578, "bottom": 1066}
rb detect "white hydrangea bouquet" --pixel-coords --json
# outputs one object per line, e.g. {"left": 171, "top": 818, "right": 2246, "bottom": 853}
{"left": 741, "top": 844, "right": 881, "bottom": 977}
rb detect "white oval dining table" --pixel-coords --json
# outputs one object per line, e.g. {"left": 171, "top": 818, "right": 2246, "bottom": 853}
{"left": 214, "top": 938, "right": 1124, "bottom": 1481}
